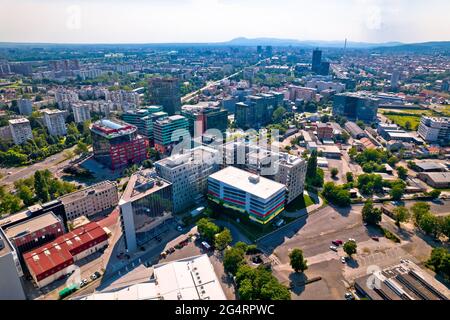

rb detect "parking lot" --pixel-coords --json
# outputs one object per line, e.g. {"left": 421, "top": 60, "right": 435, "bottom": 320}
{"left": 257, "top": 203, "right": 438, "bottom": 300}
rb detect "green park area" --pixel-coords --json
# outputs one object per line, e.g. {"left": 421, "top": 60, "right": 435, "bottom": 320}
{"left": 285, "top": 193, "right": 316, "bottom": 212}
{"left": 381, "top": 107, "right": 448, "bottom": 131}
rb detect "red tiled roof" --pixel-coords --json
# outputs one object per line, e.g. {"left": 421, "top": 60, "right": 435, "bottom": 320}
{"left": 23, "top": 222, "right": 107, "bottom": 280}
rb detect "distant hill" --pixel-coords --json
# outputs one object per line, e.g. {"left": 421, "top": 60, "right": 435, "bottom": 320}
{"left": 373, "top": 41, "right": 450, "bottom": 53}
{"left": 221, "top": 37, "right": 402, "bottom": 48}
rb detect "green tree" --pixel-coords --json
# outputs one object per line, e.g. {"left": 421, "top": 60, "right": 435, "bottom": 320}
{"left": 289, "top": 248, "right": 308, "bottom": 273}
{"left": 441, "top": 216, "right": 450, "bottom": 239}
{"left": 17, "top": 185, "right": 34, "bottom": 206}
{"left": 418, "top": 213, "right": 441, "bottom": 238}
{"left": 272, "top": 106, "right": 287, "bottom": 123}
{"left": 238, "top": 278, "right": 255, "bottom": 300}
{"left": 393, "top": 206, "right": 410, "bottom": 227}
{"left": 396, "top": 166, "right": 408, "bottom": 180}
{"left": 390, "top": 181, "right": 406, "bottom": 201}
{"left": 75, "top": 141, "right": 89, "bottom": 155}
{"left": 362, "top": 199, "right": 382, "bottom": 225}
{"left": 196, "top": 218, "right": 220, "bottom": 243}
{"left": 343, "top": 241, "right": 357, "bottom": 257}
{"left": 223, "top": 246, "right": 246, "bottom": 275}
{"left": 34, "top": 170, "right": 50, "bottom": 202}
{"left": 306, "top": 150, "right": 318, "bottom": 179}
{"left": 260, "top": 278, "right": 291, "bottom": 300}
{"left": 331, "top": 167, "right": 339, "bottom": 179}
{"left": 215, "top": 228, "right": 232, "bottom": 251}
{"left": 428, "top": 189, "right": 441, "bottom": 199}
{"left": 346, "top": 172, "right": 354, "bottom": 183}
{"left": 411, "top": 202, "right": 431, "bottom": 224}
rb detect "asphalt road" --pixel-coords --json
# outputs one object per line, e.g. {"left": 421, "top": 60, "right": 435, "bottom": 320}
{"left": 0, "top": 146, "right": 77, "bottom": 187}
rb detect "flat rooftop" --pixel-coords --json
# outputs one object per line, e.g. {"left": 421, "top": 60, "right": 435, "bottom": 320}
{"left": 120, "top": 170, "right": 171, "bottom": 203}
{"left": 209, "top": 166, "right": 285, "bottom": 199}
{"left": 74, "top": 254, "right": 226, "bottom": 300}
{"left": 9, "top": 118, "right": 30, "bottom": 125}
{"left": 4, "top": 211, "right": 61, "bottom": 239}
{"left": 0, "top": 228, "right": 14, "bottom": 257}
{"left": 59, "top": 180, "right": 116, "bottom": 205}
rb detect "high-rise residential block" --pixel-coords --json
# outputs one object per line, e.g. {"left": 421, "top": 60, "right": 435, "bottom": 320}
{"left": 17, "top": 99, "right": 33, "bottom": 115}
{"left": 9, "top": 118, "right": 33, "bottom": 145}
{"left": 72, "top": 103, "right": 91, "bottom": 123}
{"left": 42, "top": 109, "right": 67, "bottom": 136}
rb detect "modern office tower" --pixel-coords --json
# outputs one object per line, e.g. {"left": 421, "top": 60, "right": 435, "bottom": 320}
{"left": 312, "top": 48, "right": 322, "bottom": 73}
{"left": 208, "top": 166, "right": 286, "bottom": 224}
{"left": 147, "top": 77, "right": 181, "bottom": 115}
{"left": 234, "top": 93, "right": 277, "bottom": 129}
{"left": 181, "top": 102, "right": 228, "bottom": 137}
{"left": 3, "top": 212, "right": 64, "bottom": 255}
{"left": 155, "top": 146, "right": 220, "bottom": 213}
{"left": 91, "top": 119, "right": 148, "bottom": 170}
{"left": 333, "top": 92, "right": 380, "bottom": 122}
{"left": 72, "top": 103, "right": 91, "bottom": 123}
{"left": 442, "top": 79, "right": 449, "bottom": 92}
{"left": 23, "top": 222, "right": 108, "bottom": 288}
{"left": 418, "top": 116, "right": 450, "bottom": 143}
{"left": 0, "top": 228, "right": 26, "bottom": 300}
{"left": 318, "top": 61, "right": 330, "bottom": 76}
{"left": 119, "top": 170, "right": 173, "bottom": 251}
{"left": 42, "top": 109, "right": 67, "bottom": 136}
{"left": 0, "top": 62, "right": 11, "bottom": 76}
{"left": 274, "top": 153, "right": 307, "bottom": 204}
{"left": 121, "top": 105, "right": 164, "bottom": 140}
{"left": 9, "top": 118, "right": 32, "bottom": 145}
{"left": 153, "top": 115, "right": 190, "bottom": 153}
{"left": 390, "top": 70, "right": 400, "bottom": 90}
{"left": 17, "top": 99, "right": 33, "bottom": 115}
{"left": 266, "top": 46, "right": 273, "bottom": 56}
{"left": 59, "top": 181, "right": 119, "bottom": 221}
{"left": 55, "top": 89, "right": 79, "bottom": 110}
{"left": 257, "top": 45, "right": 263, "bottom": 54}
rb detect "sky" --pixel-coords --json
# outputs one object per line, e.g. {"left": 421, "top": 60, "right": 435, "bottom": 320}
{"left": 1, "top": 0, "right": 450, "bottom": 44}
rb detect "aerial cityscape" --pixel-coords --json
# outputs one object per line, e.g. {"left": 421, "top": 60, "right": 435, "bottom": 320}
{"left": 0, "top": 0, "right": 449, "bottom": 306}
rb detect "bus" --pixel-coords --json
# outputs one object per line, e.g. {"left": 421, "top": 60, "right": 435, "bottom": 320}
{"left": 58, "top": 284, "right": 77, "bottom": 299}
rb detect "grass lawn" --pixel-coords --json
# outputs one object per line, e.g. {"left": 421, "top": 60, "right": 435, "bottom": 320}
{"left": 383, "top": 114, "right": 421, "bottom": 130}
{"left": 285, "top": 193, "right": 316, "bottom": 212}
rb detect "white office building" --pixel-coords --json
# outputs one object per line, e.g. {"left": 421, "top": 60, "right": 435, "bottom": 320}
{"left": 74, "top": 254, "right": 226, "bottom": 300}
{"left": 155, "top": 146, "right": 220, "bottom": 213}
{"left": 418, "top": 116, "right": 450, "bottom": 143}
{"left": 9, "top": 118, "right": 33, "bottom": 145}
{"left": 42, "top": 109, "right": 67, "bottom": 136}
{"left": 0, "top": 228, "right": 26, "bottom": 300}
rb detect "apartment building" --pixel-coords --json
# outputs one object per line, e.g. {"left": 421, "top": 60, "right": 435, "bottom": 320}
{"left": 42, "top": 109, "right": 67, "bottom": 136}
{"left": 59, "top": 181, "right": 118, "bottom": 221}
{"left": 17, "top": 99, "right": 33, "bottom": 115}
{"left": 72, "top": 103, "right": 91, "bottom": 123}
{"left": 9, "top": 118, "right": 33, "bottom": 145}
{"left": 274, "top": 153, "right": 307, "bottom": 204}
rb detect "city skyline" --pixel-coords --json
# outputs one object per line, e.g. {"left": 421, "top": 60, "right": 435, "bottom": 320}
{"left": 1, "top": 0, "right": 450, "bottom": 44}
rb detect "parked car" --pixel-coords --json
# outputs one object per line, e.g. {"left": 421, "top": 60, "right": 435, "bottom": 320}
{"left": 330, "top": 246, "right": 338, "bottom": 252}
{"left": 371, "top": 236, "right": 379, "bottom": 241}
{"left": 94, "top": 271, "right": 101, "bottom": 278}
{"left": 168, "top": 247, "right": 175, "bottom": 253}
{"left": 348, "top": 238, "right": 356, "bottom": 243}
{"left": 176, "top": 225, "right": 183, "bottom": 232}
{"left": 341, "top": 256, "right": 346, "bottom": 263}
{"left": 90, "top": 274, "right": 97, "bottom": 281}
{"left": 345, "top": 292, "right": 355, "bottom": 300}
{"left": 202, "top": 241, "right": 212, "bottom": 250}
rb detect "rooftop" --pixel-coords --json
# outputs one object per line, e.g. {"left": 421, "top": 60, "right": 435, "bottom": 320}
{"left": 419, "top": 172, "right": 450, "bottom": 183}
{"left": 9, "top": 118, "right": 30, "bottom": 125}
{"left": 209, "top": 166, "right": 285, "bottom": 199}
{"left": 59, "top": 180, "right": 116, "bottom": 205}
{"left": 0, "top": 228, "right": 14, "bottom": 257}
{"left": 91, "top": 119, "right": 137, "bottom": 139}
{"left": 4, "top": 211, "right": 61, "bottom": 239}
{"left": 23, "top": 222, "right": 107, "bottom": 278}
{"left": 120, "top": 170, "right": 171, "bottom": 203}
{"left": 74, "top": 254, "right": 226, "bottom": 300}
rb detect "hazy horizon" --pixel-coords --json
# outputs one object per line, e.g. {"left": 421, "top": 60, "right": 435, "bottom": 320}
{"left": 1, "top": 0, "right": 450, "bottom": 44}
